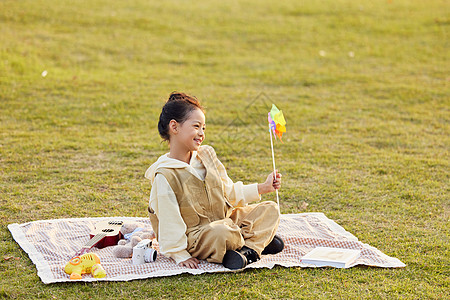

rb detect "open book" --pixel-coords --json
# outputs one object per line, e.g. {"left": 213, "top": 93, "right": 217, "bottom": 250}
{"left": 301, "top": 247, "right": 361, "bottom": 268}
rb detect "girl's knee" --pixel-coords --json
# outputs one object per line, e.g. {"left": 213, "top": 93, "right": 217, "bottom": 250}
{"left": 260, "top": 201, "right": 280, "bottom": 216}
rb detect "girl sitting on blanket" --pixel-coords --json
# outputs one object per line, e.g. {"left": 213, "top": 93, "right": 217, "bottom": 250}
{"left": 145, "top": 92, "right": 284, "bottom": 270}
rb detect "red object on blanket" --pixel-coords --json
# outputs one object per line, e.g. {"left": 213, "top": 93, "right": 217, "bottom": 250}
{"left": 74, "top": 220, "right": 124, "bottom": 256}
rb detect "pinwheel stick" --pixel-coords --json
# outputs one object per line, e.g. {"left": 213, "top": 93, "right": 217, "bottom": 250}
{"left": 269, "top": 123, "right": 280, "bottom": 212}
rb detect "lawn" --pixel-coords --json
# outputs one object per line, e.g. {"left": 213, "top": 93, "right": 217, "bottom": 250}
{"left": 0, "top": 0, "right": 448, "bottom": 298}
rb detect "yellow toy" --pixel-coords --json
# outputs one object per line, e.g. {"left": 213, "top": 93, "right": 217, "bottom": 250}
{"left": 64, "top": 253, "right": 106, "bottom": 280}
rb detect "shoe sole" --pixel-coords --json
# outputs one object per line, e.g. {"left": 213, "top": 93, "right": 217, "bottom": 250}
{"left": 222, "top": 250, "right": 247, "bottom": 270}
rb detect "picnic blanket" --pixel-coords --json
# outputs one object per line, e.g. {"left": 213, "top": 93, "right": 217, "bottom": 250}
{"left": 7, "top": 213, "right": 405, "bottom": 284}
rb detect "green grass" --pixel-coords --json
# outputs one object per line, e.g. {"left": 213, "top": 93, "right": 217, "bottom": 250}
{"left": 0, "top": 0, "right": 448, "bottom": 298}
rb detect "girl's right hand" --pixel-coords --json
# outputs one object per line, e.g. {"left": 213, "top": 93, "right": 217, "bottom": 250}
{"left": 179, "top": 257, "right": 200, "bottom": 269}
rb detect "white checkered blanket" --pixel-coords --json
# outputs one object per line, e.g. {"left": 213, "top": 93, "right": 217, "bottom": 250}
{"left": 8, "top": 213, "right": 405, "bottom": 284}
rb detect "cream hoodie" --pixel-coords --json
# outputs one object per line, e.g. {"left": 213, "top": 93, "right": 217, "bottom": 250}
{"left": 144, "top": 145, "right": 261, "bottom": 264}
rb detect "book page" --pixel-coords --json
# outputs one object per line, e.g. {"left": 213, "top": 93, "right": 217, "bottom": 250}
{"left": 303, "top": 247, "right": 360, "bottom": 263}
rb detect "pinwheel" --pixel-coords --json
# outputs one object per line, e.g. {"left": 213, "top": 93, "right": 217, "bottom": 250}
{"left": 267, "top": 104, "right": 286, "bottom": 210}
{"left": 268, "top": 104, "right": 286, "bottom": 142}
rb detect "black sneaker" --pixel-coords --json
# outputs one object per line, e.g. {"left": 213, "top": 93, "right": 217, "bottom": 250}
{"left": 239, "top": 246, "right": 260, "bottom": 264}
{"left": 261, "top": 235, "right": 285, "bottom": 255}
{"left": 222, "top": 250, "right": 247, "bottom": 270}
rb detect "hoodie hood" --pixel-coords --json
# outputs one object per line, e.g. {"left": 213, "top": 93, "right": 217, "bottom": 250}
{"left": 144, "top": 151, "right": 199, "bottom": 185}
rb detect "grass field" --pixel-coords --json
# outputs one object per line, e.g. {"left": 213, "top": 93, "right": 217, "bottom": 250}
{"left": 0, "top": 0, "right": 448, "bottom": 298}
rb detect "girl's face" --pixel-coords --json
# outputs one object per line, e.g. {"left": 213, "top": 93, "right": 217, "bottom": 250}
{"left": 171, "top": 108, "right": 206, "bottom": 152}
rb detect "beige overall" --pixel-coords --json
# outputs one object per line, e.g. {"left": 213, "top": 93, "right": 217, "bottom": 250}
{"left": 149, "top": 147, "right": 280, "bottom": 263}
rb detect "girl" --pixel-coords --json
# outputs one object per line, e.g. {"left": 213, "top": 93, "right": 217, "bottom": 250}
{"left": 145, "top": 92, "right": 284, "bottom": 270}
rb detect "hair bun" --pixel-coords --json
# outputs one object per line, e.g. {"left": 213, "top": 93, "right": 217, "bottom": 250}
{"left": 167, "top": 92, "right": 201, "bottom": 106}
{"left": 168, "top": 92, "right": 187, "bottom": 102}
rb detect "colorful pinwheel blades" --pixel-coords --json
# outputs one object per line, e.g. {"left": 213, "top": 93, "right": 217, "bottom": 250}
{"left": 268, "top": 104, "right": 286, "bottom": 142}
